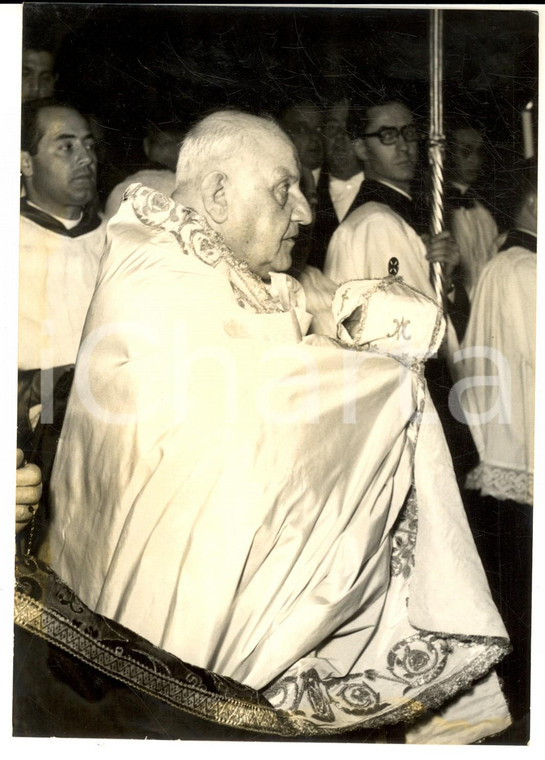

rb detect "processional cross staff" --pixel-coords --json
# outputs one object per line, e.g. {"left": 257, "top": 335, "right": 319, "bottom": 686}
{"left": 428, "top": 8, "right": 447, "bottom": 307}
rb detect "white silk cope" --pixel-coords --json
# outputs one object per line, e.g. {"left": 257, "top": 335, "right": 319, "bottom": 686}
{"left": 48, "top": 185, "right": 510, "bottom": 742}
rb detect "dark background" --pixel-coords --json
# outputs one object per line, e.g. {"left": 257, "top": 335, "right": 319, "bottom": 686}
{"left": 23, "top": 3, "right": 539, "bottom": 223}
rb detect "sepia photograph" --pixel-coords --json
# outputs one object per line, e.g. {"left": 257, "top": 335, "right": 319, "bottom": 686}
{"left": 4, "top": 2, "right": 541, "bottom": 752}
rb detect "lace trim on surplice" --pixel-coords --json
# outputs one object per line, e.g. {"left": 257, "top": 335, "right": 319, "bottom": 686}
{"left": 466, "top": 462, "right": 533, "bottom": 505}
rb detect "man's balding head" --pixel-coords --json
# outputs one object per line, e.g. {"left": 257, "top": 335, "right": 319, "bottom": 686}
{"left": 174, "top": 110, "right": 290, "bottom": 191}
{"left": 172, "top": 110, "right": 312, "bottom": 280}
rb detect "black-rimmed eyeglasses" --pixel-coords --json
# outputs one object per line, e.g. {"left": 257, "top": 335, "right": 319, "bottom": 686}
{"left": 364, "top": 124, "right": 422, "bottom": 145}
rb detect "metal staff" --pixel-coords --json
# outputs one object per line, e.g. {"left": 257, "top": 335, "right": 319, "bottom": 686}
{"left": 428, "top": 8, "right": 445, "bottom": 305}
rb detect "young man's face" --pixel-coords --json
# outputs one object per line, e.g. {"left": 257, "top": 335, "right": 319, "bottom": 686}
{"left": 222, "top": 132, "right": 312, "bottom": 281}
{"left": 450, "top": 128, "right": 484, "bottom": 186}
{"left": 22, "top": 49, "right": 57, "bottom": 102}
{"left": 22, "top": 106, "right": 97, "bottom": 219}
{"left": 355, "top": 103, "right": 418, "bottom": 193}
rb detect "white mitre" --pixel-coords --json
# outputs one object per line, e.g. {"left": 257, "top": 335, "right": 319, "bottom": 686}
{"left": 333, "top": 276, "right": 446, "bottom": 363}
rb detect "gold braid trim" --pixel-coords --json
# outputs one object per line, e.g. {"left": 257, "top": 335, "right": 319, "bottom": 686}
{"left": 14, "top": 556, "right": 301, "bottom": 737}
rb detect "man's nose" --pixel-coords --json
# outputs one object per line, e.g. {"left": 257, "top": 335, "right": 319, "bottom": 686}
{"left": 76, "top": 145, "right": 94, "bottom": 166}
{"left": 397, "top": 134, "right": 410, "bottom": 152}
{"left": 292, "top": 189, "right": 313, "bottom": 226}
{"left": 26, "top": 76, "right": 39, "bottom": 98}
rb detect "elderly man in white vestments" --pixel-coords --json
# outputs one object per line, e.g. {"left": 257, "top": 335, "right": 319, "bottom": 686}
{"left": 48, "top": 110, "right": 512, "bottom": 744}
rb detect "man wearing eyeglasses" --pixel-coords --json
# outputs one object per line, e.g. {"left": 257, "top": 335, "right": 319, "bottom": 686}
{"left": 324, "top": 99, "right": 460, "bottom": 303}
{"left": 324, "top": 99, "right": 478, "bottom": 485}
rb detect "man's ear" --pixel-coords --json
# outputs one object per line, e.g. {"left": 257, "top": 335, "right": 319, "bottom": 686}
{"left": 201, "top": 171, "right": 228, "bottom": 224}
{"left": 353, "top": 138, "right": 367, "bottom": 163}
{"left": 20, "top": 151, "right": 33, "bottom": 178}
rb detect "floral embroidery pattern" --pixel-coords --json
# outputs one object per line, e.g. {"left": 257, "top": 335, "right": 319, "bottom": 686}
{"left": 390, "top": 488, "right": 418, "bottom": 578}
{"left": 387, "top": 634, "right": 451, "bottom": 690}
{"left": 267, "top": 670, "right": 386, "bottom": 723}
{"left": 266, "top": 630, "right": 506, "bottom": 730}
{"left": 264, "top": 479, "right": 508, "bottom": 731}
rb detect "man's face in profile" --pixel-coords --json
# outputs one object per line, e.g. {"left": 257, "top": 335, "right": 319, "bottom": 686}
{"left": 222, "top": 133, "right": 312, "bottom": 281}
{"left": 22, "top": 49, "right": 57, "bottom": 102}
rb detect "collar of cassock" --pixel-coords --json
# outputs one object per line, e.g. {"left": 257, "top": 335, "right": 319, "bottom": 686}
{"left": 446, "top": 184, "right": 477, "bottom": 210}
{"left": 124, "top": 183, "right": 285, "bottom": 314}
{"left": 499, "top": 228, "right": 537, "bottom": 253}
{"left": 346, "top": 179, "right": 428, "bottom": 236}
{"left": 20, "top": 197, "right": 102, "bottom": 238}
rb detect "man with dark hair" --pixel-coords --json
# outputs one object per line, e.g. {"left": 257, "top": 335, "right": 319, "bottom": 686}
{"left": 444, "top": 119, "right": 499, "bottom": 300}
{"left": 325, "top": 98, "right": 459, "bottom": 293}
{"left": 21, "top": 30, "right": 57, "bottom": 102}
{"left": 18, "top": 98, "right": 106, "bottom": 548}
{"left": 324, "top": 98, "right": 476, "bottom": 483}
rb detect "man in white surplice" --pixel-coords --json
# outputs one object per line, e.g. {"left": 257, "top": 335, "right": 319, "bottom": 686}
{"left": 48, "top": 110, "right": 511, "bottom": 743}
{"left": 457, "top": 165, "right": 536, "bottom": 730}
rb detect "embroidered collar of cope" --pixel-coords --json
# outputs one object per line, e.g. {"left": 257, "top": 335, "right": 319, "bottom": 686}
{"left": 124, "top": 183, "right": 286, "bottom": 315}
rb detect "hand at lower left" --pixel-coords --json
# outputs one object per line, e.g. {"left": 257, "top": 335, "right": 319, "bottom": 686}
{"left": 16, "top": 449, "right": 42, "bottom": 534}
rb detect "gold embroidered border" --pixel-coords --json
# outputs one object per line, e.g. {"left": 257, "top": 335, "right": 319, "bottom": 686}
{"left": 14, "top": 589, "right": 300, "bottom": 737}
